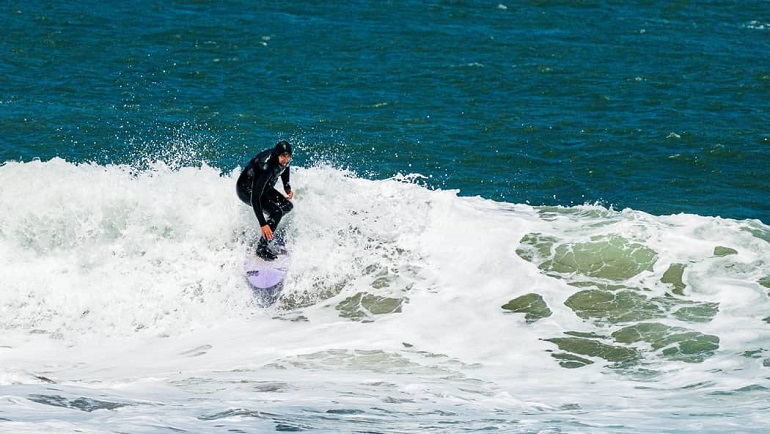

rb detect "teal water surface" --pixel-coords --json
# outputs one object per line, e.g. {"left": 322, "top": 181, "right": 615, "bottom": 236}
{"left": 2, "top": 0, "right": 768, "bottom": 221}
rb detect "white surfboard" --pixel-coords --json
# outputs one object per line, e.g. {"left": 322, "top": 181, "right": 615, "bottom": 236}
{"left": 244, "top": 252, "right": 290, "bottom": 306}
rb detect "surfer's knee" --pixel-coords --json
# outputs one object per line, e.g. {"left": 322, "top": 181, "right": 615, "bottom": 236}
{"left": 281, "top": 200, "right": 293, "bottom": 214}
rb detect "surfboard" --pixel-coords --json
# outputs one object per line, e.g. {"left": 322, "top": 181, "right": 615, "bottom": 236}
{"left": 244, "top": 252, "right": 290, "bottom": 306}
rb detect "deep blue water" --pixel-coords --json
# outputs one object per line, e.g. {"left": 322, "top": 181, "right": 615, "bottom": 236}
{"left": 2, "top": 0, "right": 768, "bottom": 221}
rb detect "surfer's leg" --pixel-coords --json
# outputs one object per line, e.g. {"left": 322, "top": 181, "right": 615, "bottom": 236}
{"left": 255, "top": 190, "right": 292, "bottom": 260}
{"left": 261, "top": 189, "right": 293, "bottom": 231}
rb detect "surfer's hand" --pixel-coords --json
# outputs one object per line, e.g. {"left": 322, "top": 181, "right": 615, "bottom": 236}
{"left": 285, "top": 189, "right": 293, "bottom": 200}
{"left": 261, "top": 224, "right": 273, "bottom": 241}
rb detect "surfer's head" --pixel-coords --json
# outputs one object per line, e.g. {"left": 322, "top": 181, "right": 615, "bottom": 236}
{"left": 273, "top": 140, "right": 292, "bottom": 167}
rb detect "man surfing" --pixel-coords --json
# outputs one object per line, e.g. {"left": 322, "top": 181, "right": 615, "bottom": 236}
{"left": 236, "top": 140, "right": 294, "bottom": 261}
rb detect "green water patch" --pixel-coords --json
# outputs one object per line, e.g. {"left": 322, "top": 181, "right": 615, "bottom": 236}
{"left": 759, "top": 276, "right": 770, "bottom": 290}
{"left": 612, "top": 323, "right": 720, "bottom": 363}
{"left": 336, "top": 292, "right": 404, "bottom": 322}
{"left": 501, "top": 293, "right": 552, "bottom": 323}
{"left": 517, "top": 233, "right": 657, "bottom": 281}
{"left": 713, "top": 246, "right": 738, "bottom": 257}
{"left": 564, "top": 288, "right": 718, "bottom": 325}
{"left": 545, "top": 335, "right": 641, "bottom": 369}
{"left": 661, "top": 263, "right": 686, "bottom": 295}
{"left": 547, "top": 236, "right": 656, "bottom": 280}
{"left": 672, "top": 303, "right": 719, "bottom": 323}
{"left": 516, "top": 233, "right": 558, "bottom": 264}
{"left": 550, "top": 352, "right": 594, "bottom": 369}
{"left": 565, "top": 289, "right": 665, "bottom": 324}
{"left": 544, "top": 322, "right": 719, "bottom": 368}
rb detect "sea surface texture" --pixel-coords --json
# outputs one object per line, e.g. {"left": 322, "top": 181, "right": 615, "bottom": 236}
{"left": 1, "top": 1, "right": 769, "bottom": 433}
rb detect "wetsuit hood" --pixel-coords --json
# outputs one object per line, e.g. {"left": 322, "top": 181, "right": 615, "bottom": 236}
{"left": 272, "top": 140, "right": 292, "bottom": 158}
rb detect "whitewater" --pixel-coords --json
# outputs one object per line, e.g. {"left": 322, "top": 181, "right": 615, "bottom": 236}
{"left": 1, "top": 158, "right": 769, "bottom": 433}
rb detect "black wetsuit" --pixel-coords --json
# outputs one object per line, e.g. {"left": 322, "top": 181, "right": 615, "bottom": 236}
{"left": 236, "top": 148, "right": 293, "bottom": 232}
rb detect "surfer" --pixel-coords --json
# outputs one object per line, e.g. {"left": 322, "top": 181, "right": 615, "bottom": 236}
{"left": 236, "top": 140, "right": 294, "bottom": 261}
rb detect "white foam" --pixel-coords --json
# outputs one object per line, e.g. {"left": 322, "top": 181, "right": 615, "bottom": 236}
{"left": 1, "top": 159, "right": 769, "bottom": 432}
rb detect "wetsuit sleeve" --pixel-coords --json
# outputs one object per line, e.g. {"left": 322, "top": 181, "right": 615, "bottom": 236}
{"left": 282, "top": 167, "right": 291, "bottom": 192}
{"left": 249, "top": 170, "right": 272, "bottom": 227}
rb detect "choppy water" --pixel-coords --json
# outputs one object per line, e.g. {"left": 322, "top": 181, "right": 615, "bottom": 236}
{"left": 2, "top": 1, "right": 769, "bottom": 433}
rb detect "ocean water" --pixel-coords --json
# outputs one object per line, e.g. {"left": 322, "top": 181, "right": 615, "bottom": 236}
{"left": 2, "top": 1, "right": 770, "bottom": 433}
